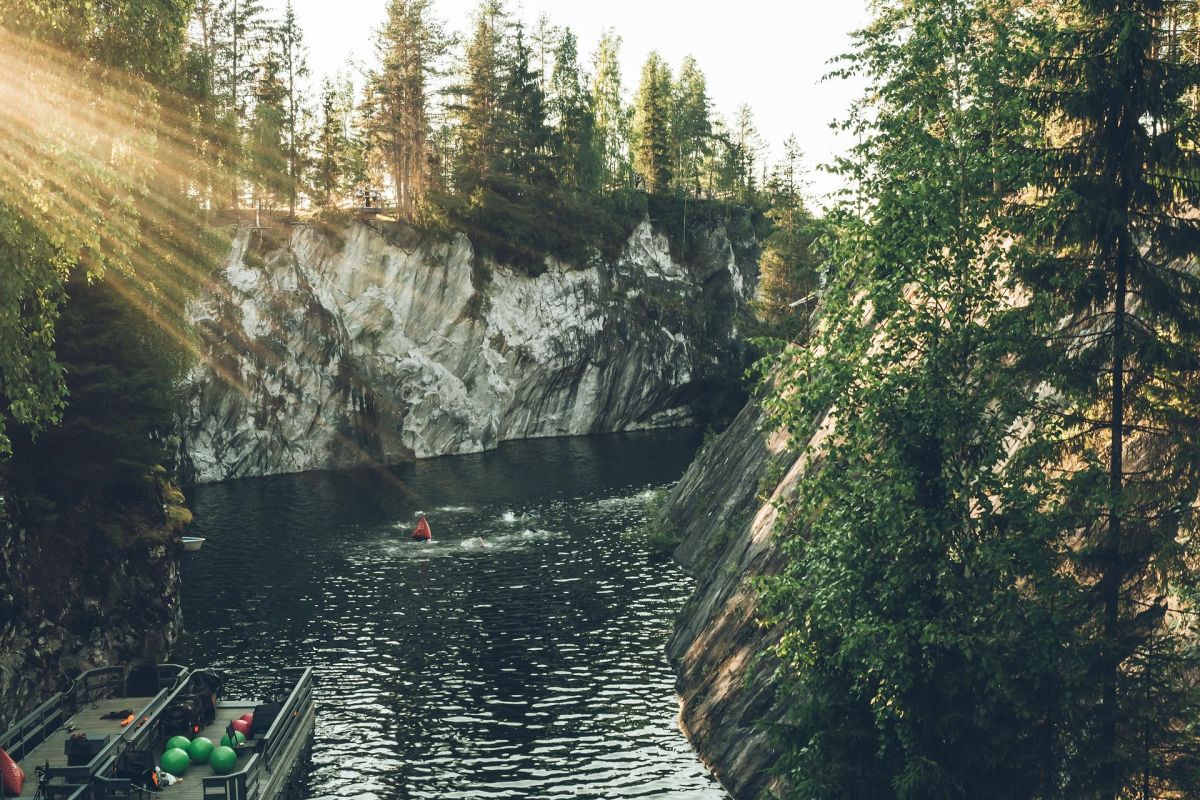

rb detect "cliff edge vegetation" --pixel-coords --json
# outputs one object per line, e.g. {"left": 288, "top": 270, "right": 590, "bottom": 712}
{"left": 666, "top": 1, "right": 1200, "bottom": 798}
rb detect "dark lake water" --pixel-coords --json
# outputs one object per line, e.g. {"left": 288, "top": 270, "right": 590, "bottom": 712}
{"left": 174, "top": 430, "right": 728, "bottom": 800}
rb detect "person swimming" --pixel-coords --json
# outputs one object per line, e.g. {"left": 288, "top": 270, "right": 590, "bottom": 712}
{"left": 411, "top": 515, "right": 432, "bottom": 542}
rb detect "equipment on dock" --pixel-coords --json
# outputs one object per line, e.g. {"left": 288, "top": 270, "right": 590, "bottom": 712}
{"left": 412, "top": 515, "right": 432, "bottom": 542}
{"left": 65, "top": 733, "right": 110, "bottom": 766}
{"left": 164, "top": 735, "right": 191, "bottom": 752}
{"left": 160, "top": 747, "right": 189, "bottom": 776}
{"left": 209, "top": 746, "right": 237, "bottom": 775}
{"left": 113, "top": 747, "right": 157, "bottom": 787}
{"left": 249, "top": 703, "right": 282, "bottom": 738}
{"left": 186, "top": 736, "right": 214, "bottom": 764}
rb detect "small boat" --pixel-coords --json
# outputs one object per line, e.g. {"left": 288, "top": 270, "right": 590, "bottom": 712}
{"left": 181, "top": 536, "right": 206, "bottom": 552}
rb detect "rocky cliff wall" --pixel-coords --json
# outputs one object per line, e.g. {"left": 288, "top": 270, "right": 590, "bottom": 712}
{"left": 179, "top": 218, "right": 754, "bottom": 483}
{"left": 0, "top": 515, "right": 182, "bottom": 729}
{"left": 662, "top": 400, "right": 811, "bottom": 799}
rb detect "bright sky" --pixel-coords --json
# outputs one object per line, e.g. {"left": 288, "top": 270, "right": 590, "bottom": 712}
{"left": 264, "top": 0, "right": 871, "bottom": 207}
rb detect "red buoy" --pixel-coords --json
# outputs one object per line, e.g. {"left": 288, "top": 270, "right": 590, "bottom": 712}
{"left": 412, "top": 516, "right": 431, "bottom": 542}
{"left": 239, "top": 713, "right": 253, "bottom": 725}
{"left": 232, "top": 719, "right": 251, "bottom": 737}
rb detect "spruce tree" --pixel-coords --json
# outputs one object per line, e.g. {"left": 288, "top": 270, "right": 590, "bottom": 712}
{"left": 312, "top": 75, "right": 356, "bottom": 208}
{"left": 632, "top": 51, "right": 673, "bottom": 194}
{"left": 1015, "top": 0, "right": 1200, "bottom": 794}
{"left": 452, "top": 0, "right": 509, "bottom": 196}
{"left": 248, "top": 36, "right": 288, "bottom": 209}
{"left": 213, "top": 0, "right": 268, "bottom": 210}
{"left": 670, "top": 55, "right": 712, "bottom": 195}
{"left": 590, "top": 29, "right": 630, "bottom": 192}
{"left": 365, "top": 0, "right": 447, "bottom": 218}
{"left": 547, "top": 27, "right": 599, "bottom": 195}
{"left": 276, "top": 2, "right": 311, "bottom": 219}
{"left": 499, "top": 23, "right": 551, "bottom": 188}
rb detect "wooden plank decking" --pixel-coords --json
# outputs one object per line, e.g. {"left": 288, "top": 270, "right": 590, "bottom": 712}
{"left": 15, "top": 697, "right": 155, "bottom": 798}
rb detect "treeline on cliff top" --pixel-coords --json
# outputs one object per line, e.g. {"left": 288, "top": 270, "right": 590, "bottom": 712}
{"left": 0, "top": 0, "right": 817, "bottom": 529}
{"left": 181, "top": 0, "right": 810, "bottom": 270}
{"left": 756, "top": 0, "right": 1200, "bottom": 797}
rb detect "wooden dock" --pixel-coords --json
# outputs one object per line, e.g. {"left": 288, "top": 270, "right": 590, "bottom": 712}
{"left": 1, "top": 666, "right": 313, "bottom": 800}
{"left": 13, "top": 697, "right": 155, "bottom": 798}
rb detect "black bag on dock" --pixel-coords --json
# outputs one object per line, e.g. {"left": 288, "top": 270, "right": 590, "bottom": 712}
{"left": 249, "top": 702, "right": 282, "bottom": 738}
{"left": 65, "top": 734, "right": 109, "bottom": 766}
{"left": 162, "top": 700, "right": 200, "bottom": 739}
{"left": 192, "top": 672, "right": 221, "bottom": 726}
{"left": 113, "top": 748, "right": 156, "bottom": 786}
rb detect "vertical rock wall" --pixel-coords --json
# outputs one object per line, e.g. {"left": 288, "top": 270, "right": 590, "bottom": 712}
{"left": 179, "top": 219, "right": 755, "bottom": 484}
{"left": 662, "top": 400, "right": 812, "bottom": 799}
{"left": 0, "top": 518, "right": 181, "bottom": 729}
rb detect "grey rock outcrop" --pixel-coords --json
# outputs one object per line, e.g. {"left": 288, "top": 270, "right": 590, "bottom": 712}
{"left": 663, "top": 400, "right": 808, "bottom": 799}
{"left": 179, "top": 218, "right": 754, "bottom": 484}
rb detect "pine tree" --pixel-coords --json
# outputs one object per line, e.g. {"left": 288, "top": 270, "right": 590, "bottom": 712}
{"left": 1015, "top": 0, "right": 1200, "bottom": 794}
{"left": 632, "top": 51, "right": 673, "bottom": 194}
{"left": 590, "top": 28, "right": 630, "bottom": 192}
{"left": 670, "top": 55, "right": 712, "bottom": 195}
{"left": 365, "top": 0, "right": 447, "bottom": 218}
{"left": 452, "top": 0, "right": 509, "bottom": 196}
{"left": 547, "top": 27, "right": 599, "bottom": 195}
{"left": 276, "top": 2, "right": 311, "bottom": 219}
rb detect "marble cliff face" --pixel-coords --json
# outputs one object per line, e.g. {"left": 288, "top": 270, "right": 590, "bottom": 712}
{"left": 178, "top": 218, "right": 755, "bottom": 483}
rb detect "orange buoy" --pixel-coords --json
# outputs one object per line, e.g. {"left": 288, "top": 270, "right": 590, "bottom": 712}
{"left": 411, "top": 516, "right": 431, "bottom": 542}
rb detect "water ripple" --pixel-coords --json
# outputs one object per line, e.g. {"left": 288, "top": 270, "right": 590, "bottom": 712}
{"left": 174, "top": 431, "right": 726, "bottom": 799}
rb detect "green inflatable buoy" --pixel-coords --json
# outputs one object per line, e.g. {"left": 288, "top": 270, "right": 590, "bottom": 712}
{"left": 165, "top": 735, "right": 191, "bottom": 753}
{"left": 187, "top": 736, "right": 215, "bottom": 764}
{"left": 160, "top": 747, "right": 189, "bottom": 776}
{"left": 209, "top": 746, "right": 238, "bottom": 775}
{"left": 220, "top": 731, "right": 246, "bottom": 748}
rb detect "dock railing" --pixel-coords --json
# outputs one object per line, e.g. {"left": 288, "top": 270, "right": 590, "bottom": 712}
{"left": 1, "top": 691, "right": 67, "bottom": 762}
{"left": 201, "top": 752, "right": 262, "bottom": 800}
{"left": 122, "top": 667, "right": 200, "bottom": 752}
{"left": 68, "top": 666, "right": 125, "bottom": 711}
{"left": 0, "top": 664, "right": 187, "bottom": 765}
{"left": 255, "top": 667, "right": 313, "bottom": 773}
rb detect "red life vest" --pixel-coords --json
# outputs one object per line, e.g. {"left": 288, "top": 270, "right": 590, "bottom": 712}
{"left": 412, "top": 517, "right": 431, "bottom": 541}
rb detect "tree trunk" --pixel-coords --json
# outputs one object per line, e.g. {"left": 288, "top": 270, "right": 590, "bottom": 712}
{"left": 1101, "top": 243, "right": 1127, "bottom": 800}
